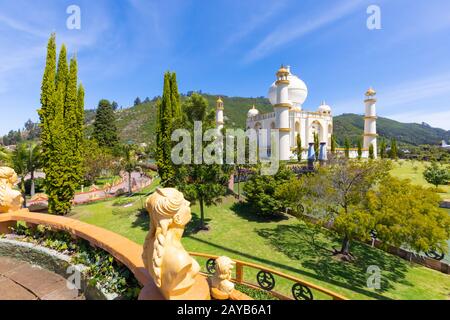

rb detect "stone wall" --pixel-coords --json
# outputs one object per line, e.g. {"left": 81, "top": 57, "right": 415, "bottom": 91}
{"left": 0, "top": 238, "right": 117, "bottom": 300}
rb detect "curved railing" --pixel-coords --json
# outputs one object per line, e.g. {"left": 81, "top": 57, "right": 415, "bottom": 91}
{"left": 0, "top": 210, "right": 348, "bottom": 300}
{"left": 189, "top": 252, "right": 348, "bottom": 300}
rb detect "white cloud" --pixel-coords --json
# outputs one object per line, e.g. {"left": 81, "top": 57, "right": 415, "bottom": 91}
{"left": 243, "top": 0, "right": 364, "bottom": 63}
{"left": 387, "top": 110, "right": 450, "bottom": 130}
{"left": 223, "top": 1, "right": 288, "bottom": 49}
{"left": 381, "top": 74, "right": 450, "bottom": 108}
{"left": 333, "top": 72, "right": 450, "bottom": 130}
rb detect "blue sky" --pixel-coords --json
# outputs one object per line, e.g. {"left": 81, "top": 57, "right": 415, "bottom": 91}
{"left": 1, "top": 0, "right": 450, "bottom": 135}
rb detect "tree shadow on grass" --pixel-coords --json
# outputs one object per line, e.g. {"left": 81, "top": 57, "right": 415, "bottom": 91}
{"left": 184, "top": 211, "right": 212, "bottom": 237}
{"left": 130, "top": 208, "right": 149, "bottom": 231}
{"left": 257, "top": 223, "right": 412, "bottom": 298}
{"left": 127, "top": 207, "right": 211, "bottom": 236}
{"left": 230, "top": 201, "right": 289, "bottom": 223}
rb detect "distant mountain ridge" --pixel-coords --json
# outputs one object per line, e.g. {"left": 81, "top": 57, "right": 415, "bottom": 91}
{"left": 84, "top": 94, "right": 450, "bottom": 148}
{"left": 333, "top": 113, "right": 450, "bottom": 146}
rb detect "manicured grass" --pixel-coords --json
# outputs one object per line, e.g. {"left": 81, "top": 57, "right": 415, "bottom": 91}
{"left": 390, "top": 160, "right": 450, "bottom": 199}
{"left": 70, "top": 192, "right": 450, "bottom": 300}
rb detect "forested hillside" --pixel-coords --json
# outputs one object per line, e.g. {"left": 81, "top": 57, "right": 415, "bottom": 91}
{"left": 82, "top": 95, "right": 450, "bottom": 148}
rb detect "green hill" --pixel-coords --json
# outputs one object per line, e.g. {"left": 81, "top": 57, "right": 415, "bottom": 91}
{"left": 333, "top": 113, "right": 450, "bottom": 146}
{"left": 85, "top": 94, "right": 450, "bottom": 149}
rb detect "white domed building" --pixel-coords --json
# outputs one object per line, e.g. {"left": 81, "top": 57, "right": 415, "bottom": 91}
{"left": 245, "top": 65, "right": 334, "bottom": 160}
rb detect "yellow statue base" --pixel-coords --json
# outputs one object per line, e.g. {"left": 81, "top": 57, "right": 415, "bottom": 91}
{"left": 138, "top": 274, "right": 211, "bottom": 300}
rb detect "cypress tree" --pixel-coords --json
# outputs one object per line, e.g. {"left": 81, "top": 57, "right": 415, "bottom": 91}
{"left": 156, "top": 72, "right": 176, "bottom": 186}
{"left": 344, "top": 138, "right": 350, "bottom": 159}
{"left": 170, "top": 72, "right": 181, "bottom": 118}
{"left": 357, "top": 139, "right": 362, "bottom": 160}
{"left": 77, "top": 83, "right": 85, "bottom": 149}
{"left": 314, "top": 133, "right": 319, "bottom": 160}
{"left": 38, "top": 34, "right": 85, "bottom": 215}
{"left": 369, "top": 144, "right": 375, "bottom": 159}
{"left": 331, "top": 134, "right": 336, "bottom": 153}
{"left": 379, "top": 139, "right": 386, "bottom": 158}
{"left": 76, "top": 83, "right": 85, "bottom": 190}
{"left": 49, "top": 45, "right": 71, "bottom": 214}
{"left": 93, "top": 99, "right": 118, "bottom": 148}
{"left": 38, "top": 33, "right": 57, "bottom": 167}
{"left": 296, "top": 134, "right": 302, "bottom": 162}
{"left": 65, "top": 58, "right": 83, "bottom": 191}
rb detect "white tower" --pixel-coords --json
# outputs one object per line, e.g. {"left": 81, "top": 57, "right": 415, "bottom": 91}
{"left": 363, "top": 88, "right": 378, "bottom": 158}
{"left": 216, "top": 97, "right": 224, "bottom": 132}
{"left": 274, "top": 66, "right": 292, "bottom": 161}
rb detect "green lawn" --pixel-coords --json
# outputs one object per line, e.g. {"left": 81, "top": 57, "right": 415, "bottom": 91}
{"left": 390, "top": 160, "right": 450, "bottom": 199}
{"left": 69, "top": 189, "right": 450, "bottom": 300}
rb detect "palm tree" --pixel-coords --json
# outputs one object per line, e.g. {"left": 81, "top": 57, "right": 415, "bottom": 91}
{"left": 120, "top": 144, "right": 140, "bottom": 195}
{"left": 26, "top": 143, "right": 41, "bottom": 196}
{"left": 11, "top": 143, "right": 29, "bottom": 207}
{"left": 11, "top": 143, "right": 41, "bottom": 207}
{"left": 0, "top": 146, "right": 12, "bottom": 166}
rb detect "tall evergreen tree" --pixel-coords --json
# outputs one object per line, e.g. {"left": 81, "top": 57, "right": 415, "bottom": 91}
{"left": 38, "top": 33, "right": 57, "bottom": 168}
{"left": 379, "top": 139, "right": 387, "bottom": 159}
{"left": 296, "top": 134, "right": 302, "bottom": 162}
{"left": 156, "top": 72, "right": 176, "bottom": 186}
{"left": 357, "top": 139, "right": 362, "bottom": 160}
{"left": 64, "top": 58, "right": 83, "bottom": 194}
{"left": 331, "top": 134, "right": 336, "bottom": 154}
{"left": 38, "top": 34, "right": 84, "bottom": 215}
{"left": 93, "top": 99, "right": 118, "bottom": 148}
{"left": 77, "top": 83, "right": 85, "bottom": 148}
{"left": 344, "top": 137, "right": 350, "bottom": 159}
{"left": 390, "top": 138, "right": 398, "bottom": 160}
{"left": 314, "top": 133, "right": 319, "bottom": 160}
{"left": 170, "top": 72, "right": 181, "bottom": 118}
{"left": 38, "top": 36, "right": 64, "bottom": 214}
{"left": 369, "top": 144, "right": 375, "bottom": 159}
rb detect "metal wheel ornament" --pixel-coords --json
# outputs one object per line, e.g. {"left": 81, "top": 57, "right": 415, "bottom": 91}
{"left": 206, "top": 258, "right": 216, "bottom": 274}
{"left": 256, "top": 270, "right": 275, "bottom": 291}
{"left": 292, "top": 283, "right": 313, "bottom": 300}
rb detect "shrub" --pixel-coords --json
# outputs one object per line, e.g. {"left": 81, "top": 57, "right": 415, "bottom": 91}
{"left": 243, "top": 165, "right": 294, "bottom": 217}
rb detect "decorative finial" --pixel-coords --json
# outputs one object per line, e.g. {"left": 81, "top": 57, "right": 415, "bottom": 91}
{"left": 365, "top": 87, "right": 376, "bottom": 97}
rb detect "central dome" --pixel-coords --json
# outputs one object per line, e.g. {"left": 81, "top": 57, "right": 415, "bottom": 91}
{"left": 268, "top": 66, "right": 308, "bottom": 106}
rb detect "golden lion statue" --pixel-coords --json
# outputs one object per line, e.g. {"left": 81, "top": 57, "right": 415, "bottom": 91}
{"left": 0, "top": 167, "right": 23, "bottom": 213}
{"left": 142, "top": 188, "right": 201, "bottom": 299}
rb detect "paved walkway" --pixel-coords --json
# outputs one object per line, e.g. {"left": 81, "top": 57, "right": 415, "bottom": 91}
{"left": 73, "top": 172, "right": 152, "bottom": 204}
{"left": 27, "top": 171, "right": 153, "bottom": 206}
{"left": 0, "top": 257, "right": 84, "bottom": 300}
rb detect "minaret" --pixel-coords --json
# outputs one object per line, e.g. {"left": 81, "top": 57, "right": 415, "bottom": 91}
{"left": 363, "top": 88, "right": 378, "bottom": 158}
{"left": 274, "top": 66, "right": 292, "bottom": 161}
{"left": 216, "top": 97, "right": 224, "bottom": 132}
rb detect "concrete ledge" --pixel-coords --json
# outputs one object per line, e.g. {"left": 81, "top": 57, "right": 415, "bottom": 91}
{"left": 0, "top": 238, "right": 116, "bottom": 300}
{"left": 0, "top": 210, "right": 151, "bottom": 287}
